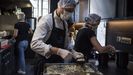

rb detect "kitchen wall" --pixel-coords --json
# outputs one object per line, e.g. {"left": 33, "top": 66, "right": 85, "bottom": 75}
{"left": 90, "top": 0, "right": 116, "bottom": 18}
{"left": 49, "top": 0, "right": 59, "bottom": 13}
{"left": 74, "top": 0, "right": 117, "bottom": 22}
{"left": 116, "top": 0, "right": 126, "bottom": 17}
{"left": 116, "top": 0, "right": 133, "bottom": 17}
{"left": 0, "top": 15, "right": 17, "bottom": 34}
{"left": 79, "top": 0, "right": 89, "bottom": 22}
{"left": 74, "top": 0, "right": 89, "bottom": 22}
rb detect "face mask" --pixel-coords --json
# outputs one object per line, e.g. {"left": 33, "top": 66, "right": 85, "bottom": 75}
{"left": 92, "top": 26, "right": 98, "bottom": 34}
{"left": 60, "top": 11, "right": 72, "bottom": 20}
{"left": 92, "top": 25, "right": 97, "bottom": 30}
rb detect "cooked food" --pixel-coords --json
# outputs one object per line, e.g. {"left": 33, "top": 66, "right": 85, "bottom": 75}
{"left": 43, "top": 63, "right": 101, "bottom": 75}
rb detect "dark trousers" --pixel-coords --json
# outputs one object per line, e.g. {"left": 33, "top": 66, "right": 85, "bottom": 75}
{"left": 34, "top": 54, "right": 63, "bottom": 75}
{"left": 98, "top": 53, "right": 109, "bottom": 68}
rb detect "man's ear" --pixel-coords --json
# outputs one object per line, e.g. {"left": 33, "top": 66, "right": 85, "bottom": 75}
{"left": 58, "top": 6, "right": 64, "bottom": 14}
{"left": 60, "top": 7, "right": 64, "bottom": 14}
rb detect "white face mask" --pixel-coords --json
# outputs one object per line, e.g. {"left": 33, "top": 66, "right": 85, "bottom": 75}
{"left": 60, "top": 11, "right": 72, "bottom": 20}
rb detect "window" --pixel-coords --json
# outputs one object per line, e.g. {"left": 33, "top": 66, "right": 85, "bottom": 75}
{"left": 30, "top": 0, "right": 48, "bottom": 18}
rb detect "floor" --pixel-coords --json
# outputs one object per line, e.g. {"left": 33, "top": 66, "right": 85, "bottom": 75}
{"left": 99, "top": 61, "right": 133, "bottom": 75}
{"left": 14, "top": 59, "right": 133, "bottom": 75}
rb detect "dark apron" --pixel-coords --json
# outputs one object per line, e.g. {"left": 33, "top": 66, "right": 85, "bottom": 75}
{"left": 34, "top": 13, "right": 66, "bottom": 75}
{"left": 45, "top": 13, "right": 66, "bottom": 63}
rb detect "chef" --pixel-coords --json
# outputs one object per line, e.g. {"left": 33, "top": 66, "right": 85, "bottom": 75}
{"left": 74, "top": 14, "right": 115, "bottom": 62}
{"left": 31, "top": 0, "right": 84, "bottom": 63}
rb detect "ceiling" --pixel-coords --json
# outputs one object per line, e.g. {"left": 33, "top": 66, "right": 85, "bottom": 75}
{"left": 0, "top": 0, "right": 32, "bottom": 9}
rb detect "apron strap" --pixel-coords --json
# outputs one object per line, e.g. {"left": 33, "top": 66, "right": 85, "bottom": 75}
{"left": 52, "top": 12, "right": 66, "bottom": 31}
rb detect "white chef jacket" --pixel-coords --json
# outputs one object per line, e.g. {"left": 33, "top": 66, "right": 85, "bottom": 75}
{"left": 30, "top": 10, "right": 71, "bottom": 58}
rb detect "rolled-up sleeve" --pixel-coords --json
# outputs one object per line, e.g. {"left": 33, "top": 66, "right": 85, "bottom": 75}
{"left": 30, "top": 16, "right": 52, "bottom": 58}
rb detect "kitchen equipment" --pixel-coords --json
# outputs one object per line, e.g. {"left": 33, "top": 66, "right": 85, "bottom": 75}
{"left": 43, "top": 63, "right": 103, "bottom": 75}
{"left": 0, "top": 39, "right": 9, "bottom": 49}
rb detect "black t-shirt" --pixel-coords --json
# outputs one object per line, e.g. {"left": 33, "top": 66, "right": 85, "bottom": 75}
{"left": 74, "top": 27, "right": 96, "bottom": 59}
{"left": 14, "top": 22, "right": 30, "bottom": 41}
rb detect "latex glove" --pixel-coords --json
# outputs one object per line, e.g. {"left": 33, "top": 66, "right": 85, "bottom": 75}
{"left": 71, "top": 50, "right": 85, "bottom": 63}
{"left": 101, "top": 45, "right": 116, "bottom": 53}
{"left": 106, "top": 45, "right": 116, "bottom": 53}
{"left": 57, "top": 48, "right": 73, "bottom": 62}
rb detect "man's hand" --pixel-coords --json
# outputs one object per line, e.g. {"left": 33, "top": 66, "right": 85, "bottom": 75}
{"left": 57, "top": 48, "right": 73, "bottom": 62}
{"left": 101, "top": 45, "right": 116, "bottom": 53}
{"left": 105, "top": 45, "right": 116, "bottom": 53}
{"left": 72, "top": 50, "right": 85, "bottom": 63}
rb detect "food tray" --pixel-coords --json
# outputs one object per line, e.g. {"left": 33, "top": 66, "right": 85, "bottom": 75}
{"left": 43, "top": 63, "right": 103, "bottom": 75}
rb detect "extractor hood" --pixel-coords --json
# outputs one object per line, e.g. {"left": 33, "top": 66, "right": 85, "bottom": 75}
{"left": 0, "top": 0, "right": 32, "bottom": 9}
